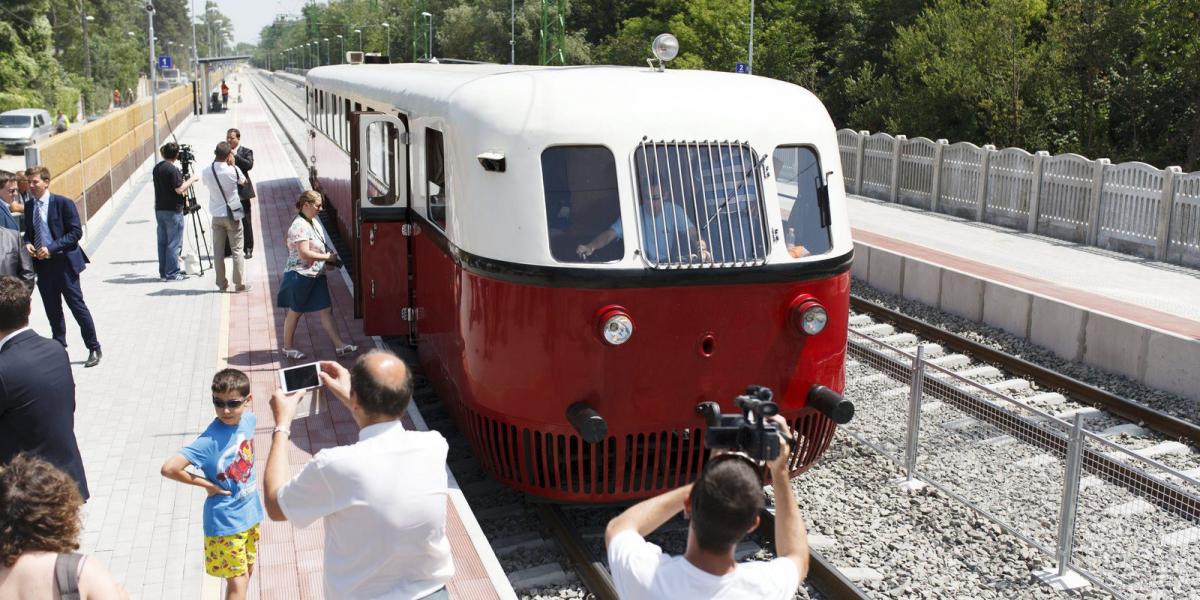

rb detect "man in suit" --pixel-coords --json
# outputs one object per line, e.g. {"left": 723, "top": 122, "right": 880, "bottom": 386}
{"left": 0, "top": 276, "right": 89, "bottom": 499}
{"left": 0, "top": 170, "right": 22, "bottom": 231}
{"left": 227, "top": 128, "right": 255, "bottom": 259}
{"left": 23, "top": 166, "right": 102, "bottom": 368}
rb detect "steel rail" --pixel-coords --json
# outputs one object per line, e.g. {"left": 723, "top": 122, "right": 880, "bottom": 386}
{"left": 850, "top": 295, "right": 1200, "bottom": 447}
{"left": 533, "top": 504, "right": 619, "bottom": 600}
{"left": 756, "top": 508, "right": 871, "bottom": 600}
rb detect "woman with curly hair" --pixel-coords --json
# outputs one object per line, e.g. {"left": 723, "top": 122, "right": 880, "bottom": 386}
{"left": 0, "top": 454, "right": 126, "bottom": 599}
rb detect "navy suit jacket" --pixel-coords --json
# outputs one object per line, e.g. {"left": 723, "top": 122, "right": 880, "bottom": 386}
{"left": 23, "top": 193, "right": 89, "bottom": 274}
{"left": 0, "top": 329, "right": 90, "bottom": 500}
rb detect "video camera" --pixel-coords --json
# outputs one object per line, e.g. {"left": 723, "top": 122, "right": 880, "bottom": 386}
{"left": 696, "top": 386, "right": 793, "bottom": 462}
{"left": 177, "top": 143, "right": 196, "bottom": 176}
{"left": 175, "top": 143, "right": 201, "bottom": 213}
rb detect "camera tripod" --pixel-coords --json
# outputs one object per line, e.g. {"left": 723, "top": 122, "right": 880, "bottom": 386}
{"left": 183, "top": 185, "right": 213, "bottom": 275}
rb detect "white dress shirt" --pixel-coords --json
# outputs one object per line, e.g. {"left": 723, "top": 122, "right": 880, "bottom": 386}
{"left": 201, "top": 161, "right": 240, "bottom": 218}
{"left": 277, "top": 420, "right": 454, "bottom": 599}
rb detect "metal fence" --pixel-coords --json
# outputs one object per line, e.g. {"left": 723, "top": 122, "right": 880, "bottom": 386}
{"left": 837, "top": 129, "right": 1200, "bottom": 267}
{"left": 844, "top": 331, "right": 1200, "bottom": 599}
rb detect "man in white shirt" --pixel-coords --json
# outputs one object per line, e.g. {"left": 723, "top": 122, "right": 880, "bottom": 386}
{"left": 264, "top": 350, "right": 454, "bottom": 600}
{"left": 605, "top": 416, "right": 809, "bottom": 600}
{"left": 199, "top": 141, "right": 249, "bottom": 292}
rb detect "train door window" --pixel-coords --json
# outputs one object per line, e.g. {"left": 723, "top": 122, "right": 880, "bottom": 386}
{"left": 541, "top": 146, "right": 622, "bottom": 263}
{"left": 426, "top": 128, "right": 447, "bottom": 229}
{"left": 773, "top": 146, "right": 832, "bottom": 258}
{"left": 365, "top": 119, "right": 395, "bottom": 204}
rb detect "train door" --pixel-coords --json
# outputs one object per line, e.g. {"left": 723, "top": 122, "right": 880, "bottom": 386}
{"left": 350, "top": 111, "right": 412, "bottom": 338}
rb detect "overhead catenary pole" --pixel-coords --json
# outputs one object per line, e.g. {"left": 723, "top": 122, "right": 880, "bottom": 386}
{"left": 190, "top": 0, "right": 199, "bottom": 75}
{"left": 510, "top": 0, "right": 515, "bottom": 64}
{"left": 747, "top": 0, "right": 755, "bottom": 74}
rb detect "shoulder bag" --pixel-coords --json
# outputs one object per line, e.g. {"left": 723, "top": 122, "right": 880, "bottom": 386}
{"left": 211, "top": 163, "right": 245, "bottom": 220}
{"left": 54, "top": 552, "right": 84, "bottom": 600}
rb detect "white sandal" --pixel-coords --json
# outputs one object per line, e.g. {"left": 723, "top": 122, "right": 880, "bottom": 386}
{"left": 282, "top": 348, "right": 305, "bottom": 360}
{"left": 335, "top": 344, "right": 358, "bottom": 357}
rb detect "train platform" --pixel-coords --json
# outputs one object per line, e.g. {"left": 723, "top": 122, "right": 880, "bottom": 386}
{"left": 847, "top": 194, "right": 1200, "bottom": 402}
{"left": 26, "top": 75, "right": 514, "bottom": 599}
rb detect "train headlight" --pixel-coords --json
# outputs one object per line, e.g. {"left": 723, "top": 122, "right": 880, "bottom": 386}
{"left": 789, "top": 296, "right": 828, "bottom": 336}
{"left": 652, "top": 34, "right": 679, "bottom": 62}
{"left": 596, "top": 306, "right": 634, "bottom": 346}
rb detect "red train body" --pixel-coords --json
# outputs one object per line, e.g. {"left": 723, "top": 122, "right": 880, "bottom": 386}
{"left": 300, "top": 63, "right": 854, "bottom": 501}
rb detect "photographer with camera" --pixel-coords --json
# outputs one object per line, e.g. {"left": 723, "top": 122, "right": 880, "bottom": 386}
{"left": 152, "top": 143, "right": 199, "bottom": 281}
{"left": 201, "top": 142, "right": 249, "bottom": 293}
{"left": 605, "top": 410, "right": 808, "bottom": 599}
{"left": 275, "top": 191, "right": 355, "bottom": 360}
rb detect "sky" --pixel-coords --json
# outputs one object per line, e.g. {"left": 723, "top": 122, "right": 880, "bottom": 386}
{"left": 212, "top": 0, "right": 311, "bottom": 46}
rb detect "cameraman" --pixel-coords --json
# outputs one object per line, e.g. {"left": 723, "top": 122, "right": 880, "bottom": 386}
{"left": 153, "top": 142, "right": 198, "bottom": 281}
{"left": 605, "top": 415, "right": 808, "bottom": 599}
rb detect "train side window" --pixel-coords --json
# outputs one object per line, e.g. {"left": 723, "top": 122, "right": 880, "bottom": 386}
{"left": 343, "top": 98, "right": 351, "bottom": 150}
{"left": 333, "top": 95, "right": 341, "bottom": 147}
{"left": 541, "top": 146, "right": 622, "bottom": 263}
{"left": 773, "top": 146, "right": 832, "bottom": 258}
{"left": 426, "top": 128, "right": 447, "bottom": 229}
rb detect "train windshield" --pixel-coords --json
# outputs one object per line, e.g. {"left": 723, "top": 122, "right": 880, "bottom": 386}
{"left": 774, "top": 146, "right": 832, "bottom": 258}
{"left": 542, "top": 146, "right": 624, "bottom": 263}
{"left": 633, "top": 141, "right": 769, "bottom": 268}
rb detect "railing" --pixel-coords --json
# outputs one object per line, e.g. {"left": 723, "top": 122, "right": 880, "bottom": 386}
{"left": 845, "top": 332, "right": 1200, "bottom": 599}
{"left": 837, "top": 129, "right": 1200, "bottom": 267}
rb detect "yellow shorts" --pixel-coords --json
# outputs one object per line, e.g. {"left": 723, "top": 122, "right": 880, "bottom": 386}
{"left": 203, "top": 523, "right": 260, "bottom": 578}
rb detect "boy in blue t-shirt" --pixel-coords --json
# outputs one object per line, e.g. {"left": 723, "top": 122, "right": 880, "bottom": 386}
{"left": 160, "top": 368, "right": 264, "bottom": 599}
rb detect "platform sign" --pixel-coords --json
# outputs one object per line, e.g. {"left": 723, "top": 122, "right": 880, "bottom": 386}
{"left": 735, "top": 62, "right": 748, "bottom": 74}
{"left": 157, "top": 55, "right": 173, "bottom": 70}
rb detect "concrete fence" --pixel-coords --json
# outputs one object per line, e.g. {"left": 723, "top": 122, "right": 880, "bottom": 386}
{"left": 29, "top": 85, "right": 194, "bottom": 229}
{"left": 838, "top": 129, "right": 1200, "bottom": 267}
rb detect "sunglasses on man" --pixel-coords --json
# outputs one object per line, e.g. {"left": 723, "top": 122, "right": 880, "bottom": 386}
{"left": 212, "top": 397, "right": 246, "bottom": 409}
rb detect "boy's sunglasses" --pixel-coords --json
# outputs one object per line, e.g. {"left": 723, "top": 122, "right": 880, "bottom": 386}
{"left": 212, "top": 398, "right": 246, "bottom": 409}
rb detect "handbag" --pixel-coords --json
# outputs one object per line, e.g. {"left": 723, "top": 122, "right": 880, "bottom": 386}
{"left": 212, "top": 163, "right": 245, "bottom": 221}
{"left": 310, "top": 216, "right": 343, "bottom": 269}
{"left": 237, "top": 171, "right": 255, "bottom": 201}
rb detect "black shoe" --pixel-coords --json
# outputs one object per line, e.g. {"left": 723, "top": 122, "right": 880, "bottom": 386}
{"left": 244, "top": 250, "right": 253, "bottom": 259}
{"left": 84, "top": 349, "right": 102, "bottom": 368}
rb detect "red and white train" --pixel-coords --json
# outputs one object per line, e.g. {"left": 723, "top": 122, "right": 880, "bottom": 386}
{"left": 302, "top": 58, "right": 854, "bottom": 502}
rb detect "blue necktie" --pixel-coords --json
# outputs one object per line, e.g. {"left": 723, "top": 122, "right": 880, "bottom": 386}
{"left": 33, "top": 199, "right": 50, "bottom": 250}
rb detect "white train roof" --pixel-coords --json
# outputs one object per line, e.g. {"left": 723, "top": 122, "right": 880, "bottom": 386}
{"left": 306, "top": 63, "right": 852, "bottom": 268}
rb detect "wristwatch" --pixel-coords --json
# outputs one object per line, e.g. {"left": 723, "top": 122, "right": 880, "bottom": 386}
{"left": 273, "top": 426, "right": 291, "bottom": 438}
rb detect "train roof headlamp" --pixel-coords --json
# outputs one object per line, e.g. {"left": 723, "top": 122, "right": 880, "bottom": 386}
{"left": 648, "top": 33, "right": 679, "bottom": 72}
{"left": 596, "top": 306, "right": 634, "bottom": 346}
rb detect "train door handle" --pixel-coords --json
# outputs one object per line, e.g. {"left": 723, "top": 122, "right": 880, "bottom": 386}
{"left": 371, "top": 280, "right": 376, "bottom": 300}
{"left": 369, "top": 224, "right": 376, "bottom": 245}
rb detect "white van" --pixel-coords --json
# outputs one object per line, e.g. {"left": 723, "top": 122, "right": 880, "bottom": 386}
{"left": 0, "top": 109, "right": 54, "bottom": 153}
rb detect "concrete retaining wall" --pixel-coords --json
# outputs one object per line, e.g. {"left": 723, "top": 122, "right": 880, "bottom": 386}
{"left": 854, "top": 241, "right": 1200, "bottom": 404}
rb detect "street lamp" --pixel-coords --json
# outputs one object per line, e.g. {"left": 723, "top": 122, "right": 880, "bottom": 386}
{"left": 421, "top": 12, "right": 432, "bottom": 60}
{"left": 145, "top": 2, "right": 158, "bottom": 163}
{"left": 354, "top": 28, "right": 362, "bottom": 53}
{"left": 381, "top": 22, "right": 391, "bottom": 59}
{"left": 336, "top": 34, "right": 344, "bottom": 64}
{"left": 510, "top": 0, "right": 515, "bottom": 64}
{"left": 323, "top": 37, "right": 329, "bottom": 66}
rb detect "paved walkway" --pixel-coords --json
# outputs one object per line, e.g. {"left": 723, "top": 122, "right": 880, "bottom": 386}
{"left": 31, "top": 76, "right": 508, "bottom": 599}
{"left": 848, "top": 195, "right": 1200, "bottom": 338}
{"left": 28, "top": 107, "right": 234, "bottom": 598}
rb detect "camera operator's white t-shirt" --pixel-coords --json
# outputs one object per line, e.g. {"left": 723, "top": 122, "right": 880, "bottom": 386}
{"left": 607, "top": 530, "right": 800, "bottom": 600}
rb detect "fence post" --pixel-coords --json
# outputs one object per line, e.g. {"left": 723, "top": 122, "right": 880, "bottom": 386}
{"left": 930, "top": 139, "right": 947, "bottom": 213}
{"left": 1027, "top": 150, "right": 1049, "bottom": 233}
{"left": 897, "top": 345, "right": 926, "bottom": 491}
{"left": 975, "top": 144, "right": 996, "bottom": 222}
{"left": 1085, "top": 158, "right": 1110, "bottom": 246}
{"left": 889, "top": 135, "right": 906, "bottom": 203}
{"left": 1036, "top": 414, "right": 1090, "bottom": 590}
{"left": 854, "top": 131, "right": 868, "bottom": 195}
{"left": 1154, "top": 166, "right": 1182, "bottom": 261}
